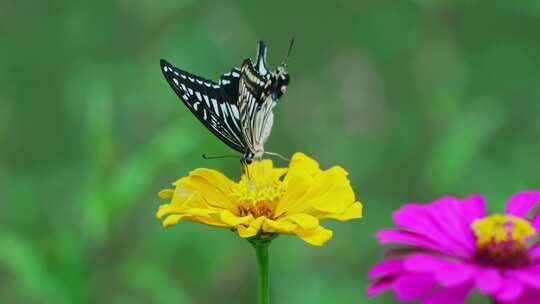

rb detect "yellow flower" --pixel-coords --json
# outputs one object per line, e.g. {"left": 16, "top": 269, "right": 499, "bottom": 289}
{"left": 156, "top": 152, "right": 363, "bottom": 246}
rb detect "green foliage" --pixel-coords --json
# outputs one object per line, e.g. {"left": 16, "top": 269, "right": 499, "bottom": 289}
{"left": 1, "top": 1, "right": 539, "bottom": 303}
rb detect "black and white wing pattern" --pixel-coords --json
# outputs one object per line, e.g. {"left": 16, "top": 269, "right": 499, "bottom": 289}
{"left": 238, "top": 57, "right": 276, "bottom": 160}
{"left": 218, "top": 67, "right": 241, "bottom": 104}
{"left": 253, "top": 41, "right": 271, "bottom": 80}
{"left": 160, "top": 59, "right": 245, "bottom": 153}
{"left": 160, "top": 40, "right": 290, "bottom": 163}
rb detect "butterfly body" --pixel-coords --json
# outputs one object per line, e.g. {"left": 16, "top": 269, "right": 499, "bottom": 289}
{"left": 160, "top": 41, "right": 290, "bottom": 164}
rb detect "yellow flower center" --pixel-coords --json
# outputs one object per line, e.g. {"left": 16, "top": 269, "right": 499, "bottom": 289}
{"left": 471, "top": 214, "right": 536, "bottom": 268}
{"left": 230, "top": 163, "right": 286, "bottom": 219}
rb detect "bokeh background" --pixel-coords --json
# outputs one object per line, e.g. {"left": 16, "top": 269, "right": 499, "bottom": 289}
{"left": 2, "top": 1, "right": 540, "bottom": 303}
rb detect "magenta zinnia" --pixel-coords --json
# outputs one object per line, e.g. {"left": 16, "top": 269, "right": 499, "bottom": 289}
{"left": 367, "top": 191, "right": 540, "bottom": 303}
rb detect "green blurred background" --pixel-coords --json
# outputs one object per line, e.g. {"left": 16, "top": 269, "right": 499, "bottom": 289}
{"left": 2, "top": 0, "right": 540, "bottom": 303}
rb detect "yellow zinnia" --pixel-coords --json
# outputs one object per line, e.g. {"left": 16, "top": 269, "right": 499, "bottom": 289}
{"left": 156, "top": 152, "right": 363, "bottom": 246}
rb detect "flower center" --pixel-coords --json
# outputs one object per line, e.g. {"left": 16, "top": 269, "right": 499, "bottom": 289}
{"left": 230, "top": 174, "right": 285, "bottom": 219}
{"left": 471, "top": 214, "right": 536, "bottom": 268}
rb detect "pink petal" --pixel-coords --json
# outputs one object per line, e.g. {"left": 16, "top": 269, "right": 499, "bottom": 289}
{"left": 404, "top": 253, "right": 445, "bottom": 273}
{"left": 533, "top": 215, "right": 540, "bottom": 231}
{"left": 510, "top": 288, "right": 540, "bottom": 304}
{"left": 368, "top": 259, "right": 404, "bottom": 280}
{"left": 505, "top": 191, "right": 540, "bottom": 218}
{"left": 376, "top": 229, "right": 449, "bottom": 253}
{"left": 457, "top": 194, "right": 487, "bottom": 223}
{"left": 421, "top": 283, "right": 473, "bottom": 304}
{"left": 474, "top": 267, "right": 502, "bottom": 294}
{"left": 392, "top": 203, "right": 441, "bottom": 234}
{"left": 394, "top": 274, "right": 437, "bottom": 301}
{"left": 495, "top": 272, "right": 525, "bottom": 302}
{"left": 367, "top": 276, "right": 395, "bottom": 297}
{"left": 392, "top": 200, "right": 473, "bottom": 258}
{"left": 427, "top": 197, "right": 476, "bottom": 254}
{"left": 530, "top": 243, "right": 540, "bottom": 262}
{"left": 392, "top": 204, "right": 449, "bottom": 242}
{"left": 513, "top": 266, "right": 540, "bottom": 289}
{"left": 434, "top": 262, "right": 477, "bottom": 287}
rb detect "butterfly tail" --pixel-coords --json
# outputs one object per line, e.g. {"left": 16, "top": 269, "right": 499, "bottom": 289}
{"left": 254, "top": 41, "right": 269, "bottom": 76}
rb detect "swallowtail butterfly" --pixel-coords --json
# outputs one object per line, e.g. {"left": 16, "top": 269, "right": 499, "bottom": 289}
{"left": 160, "top": 40, "right": 291, "bottom": 164}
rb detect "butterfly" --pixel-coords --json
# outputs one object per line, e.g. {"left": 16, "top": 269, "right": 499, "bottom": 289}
{"left": 160, "top": 40, "right": 292, "bottom": 164}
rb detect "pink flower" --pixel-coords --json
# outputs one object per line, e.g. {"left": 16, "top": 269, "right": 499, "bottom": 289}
{"left": 367, "top": 191, "right": 540, "bottom": 304}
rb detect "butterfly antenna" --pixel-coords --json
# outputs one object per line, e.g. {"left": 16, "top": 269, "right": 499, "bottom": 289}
{"left": 287, "top": 37, "right": 295, "bottom": 58}
{"left": 264, "top": 151, "right": 290, "bottom": 162}
{"left": 202, "top": 153, "right": 241, "bottom": 160}
{"left": 281, "top": 37, "right": 295, "bottom": 65}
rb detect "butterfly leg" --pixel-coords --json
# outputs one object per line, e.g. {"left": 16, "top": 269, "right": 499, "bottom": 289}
{"left": 240, "top": 159, "right": 250, "bottom": 179}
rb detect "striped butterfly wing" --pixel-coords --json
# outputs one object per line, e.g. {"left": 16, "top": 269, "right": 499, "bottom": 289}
{"left": 219, "top": 67, "right": 241, "bottom": 103}
{"left": 160, "top": 59, "right": 245, "bottom": 153}
{"left": 238, "top": 58, "right": 276, "bottom": 157}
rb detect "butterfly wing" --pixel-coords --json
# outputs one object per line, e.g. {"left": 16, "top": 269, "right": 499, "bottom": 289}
{"left": 160, "top": 59, "right": 245, "bottom": 153}
{"left": 238, "top": 58, "right": 276, "bottom": 159}
{"left": 219, "top": 67, "right": 241, "bottom": 103}
{"left": 253, "top": 41, "right": 271, "bottom": 80}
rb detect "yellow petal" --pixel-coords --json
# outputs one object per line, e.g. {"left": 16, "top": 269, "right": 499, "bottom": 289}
{"left": 189, "top": 216, "right": 229, "bottom": 228}
{"left": 333, "top": 201, "right": 363, "bottom": 221}
{"left": 171, "top": 190, "right": 206, "bottom": 210}
{"left": 237, "top": 217, "right": 265, "bottom": 238}
{"left": 294, "top": 226, "right": 333, "bottom": 246}
{"left": 220, "top": 210, "right": 252, "bottom": 226}
{"left": 263, "top": 218, "right": 296, "bottom": 233}
{"left": 157, "top": 191, "right": 200, "bottom": 219}
{"left": 289, "top": 166, "right": 356, "bottom": 215}
{"left": 158, "top": 189, "right": 174, "bottom": 199}
{"left": 286, "top": 152, "right": 320, "bottom": 180}
{"left": 179, "top": 175, "right": 235, "bottom": 210}
{"left": 174, "top": 207, "right": 229, "bottom": 228}
{"left": 162, "top": 214, "right": 184, "bottom": 227}
{"left": 285, "top": 213, "right": 319, "bottom": 230}
{"left": 258, "top": 157, "right": 288, "bottom": 180}
{"left": 156, "top": 203, "right": 182, "bottom": 219}
{"left": 189, "top": 168, "right": 236, "bottom": 190}
{"left": 243, "top": 159, "right": 283, "bottom": 187}
{"left": 183, "top": 207, "right": 217, "bottom": 217}
{"left": 171, "top": 179, "right": 195, "bottom": 204}
{"left": 274, "top": 171, "right": 312, "bottom": 216}
{"left": 260, "top": 159, "right": 275, "bottom": 171}
{"left": 274, "top": 153, "right": 321, "bottom": 215}
{"left": 271, "top": 168, "right": 288, "bottom": 180}
{"left": 237, "top": 225, "right": 257, "bottom": 238}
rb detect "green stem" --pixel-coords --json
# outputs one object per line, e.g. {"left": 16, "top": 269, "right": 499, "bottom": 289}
{"left": 249, "top": 235, "right": 275, "bottom": 304}
{"left": 255, "top": 243, "right": 270, "bottom": 304}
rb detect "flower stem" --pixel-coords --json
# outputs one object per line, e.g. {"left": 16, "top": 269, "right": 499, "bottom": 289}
{"left": 255, "top": 243, "right": 270, "bottom": 304}
{"left": 249, "top": 234, "right": 276, "bottom": 304}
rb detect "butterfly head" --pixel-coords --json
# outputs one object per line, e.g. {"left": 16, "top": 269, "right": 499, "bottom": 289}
{"left": 243, "top": 153, "right": 256, "bottom": 165}
{"left": 268, "top": 64, "right": 289, "bottom": 101}
{"left": 243, "top": 146, "right": 266, "bottom": 165}
{"left": 268, "top": 38, "right": 294, "bottom": 101}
